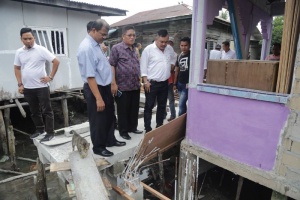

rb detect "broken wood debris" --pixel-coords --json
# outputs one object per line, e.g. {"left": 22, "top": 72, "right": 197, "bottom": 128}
{"left": 141, "top": 182, "right": 171, "bottom": 200}
{"left": 50, "top": 158, "right": 109, "bottom": 172}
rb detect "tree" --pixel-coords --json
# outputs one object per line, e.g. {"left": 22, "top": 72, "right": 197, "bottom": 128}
{"left": 220, "top": 10, "right": 228, "bottom": 20}
{"left": 272, "top": 16, "right": 283, "bottom": 45}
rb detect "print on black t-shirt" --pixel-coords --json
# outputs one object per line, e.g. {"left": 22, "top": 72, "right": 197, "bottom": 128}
{"left": 176, "top": 51, "right": 190, "bottom": 84}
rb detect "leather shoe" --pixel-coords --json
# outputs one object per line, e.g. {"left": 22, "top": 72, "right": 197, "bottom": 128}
{"left": 107, "top": 140, "right": 126, "bottom": 147}
{"left": 94, "top": 148, "right": 114, "bottom": 157}
{"left": 130, "top": 129, "right": 143, "bottom": 134}
{"left": 120, "top": 134, "right": 131, "bottom": 140}
{"left": 40, "top": 134, "right": 54, "bottom": 143}
{"left": 167, "top": 117, "right": 175, "bottom": 122}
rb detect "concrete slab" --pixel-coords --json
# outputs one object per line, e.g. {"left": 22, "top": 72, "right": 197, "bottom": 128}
{"left": 70, "top": 149, "right": 109, "bottom": 200}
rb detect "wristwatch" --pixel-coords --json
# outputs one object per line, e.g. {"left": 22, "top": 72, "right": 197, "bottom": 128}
{"left": 18, "top": 83, "right": 23, "bottom": 87}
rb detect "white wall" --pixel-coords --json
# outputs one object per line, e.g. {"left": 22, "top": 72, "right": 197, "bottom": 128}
{"left": 0, "top": 0, "right": 99, "bottom": 101}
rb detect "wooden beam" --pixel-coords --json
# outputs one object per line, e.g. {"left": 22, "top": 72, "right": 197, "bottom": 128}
{"left": 0, "top": 110, "right": 8, "bottom": 155}
{"left": 141, "top": 182, "right": 171, "bottom": 200}
{"left": 36, "top": 158, "right": 48, "bottom": 200}
{"left": 50, "top": 158, "right": 109, "bottom": 172}
{"left": 112, "top": 185, "right": 134, "bottom": 200}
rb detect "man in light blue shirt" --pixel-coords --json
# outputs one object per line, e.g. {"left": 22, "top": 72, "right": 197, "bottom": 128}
{"left": 77, "top": 19, "right": 125, "bottom": 157}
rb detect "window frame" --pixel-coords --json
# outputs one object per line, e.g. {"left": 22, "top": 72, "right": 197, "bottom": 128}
{"left": 30, "top": 27, "right": 68, "bottom": 57}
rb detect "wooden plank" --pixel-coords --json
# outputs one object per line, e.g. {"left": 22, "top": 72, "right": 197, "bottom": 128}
{"left": 226, "top": 61, "right": 279, "bottom": 92}
{"left": 135, "top": 114, "right": 186, "bottom": 164}
{"left": 141, "top": 182, "right": 171, "bottom": 200}
{"left": 206, "top": 60, "right": 227, "bottom": 85}
{"left": 112, "top": 185, "right": 134, "bottom": 200}
{"left": 70, "top": 149, "right": 109, "bottom": 200}
{"left": 50, "top": 158, "right": 109, "bottom": 172}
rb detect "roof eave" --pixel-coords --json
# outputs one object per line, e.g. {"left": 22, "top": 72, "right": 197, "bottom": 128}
{"left": 10, "top": 0, "right": 127, "bottom": 16}
{"left": 112, "top": 14, "right": 192, "bottom": 28}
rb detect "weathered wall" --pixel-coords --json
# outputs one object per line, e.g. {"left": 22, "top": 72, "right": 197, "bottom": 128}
{"left": 277, "top": 34, "right": 300, "bottom": 182}
{"left": 0, "top": 0, "right": 98, "bottom": 101}
{"left": 186, "top": 89, "right": 290, "bottom": 170}
{"left": 107, "top": 18, "right": 234, "bottom": 54}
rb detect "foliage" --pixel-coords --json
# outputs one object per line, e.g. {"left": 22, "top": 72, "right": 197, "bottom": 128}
{"left": 271, "top": 16, "right": 283, "bottom": 45}
{"left": 220, "top": 10, "right": 228, "bottom": 20}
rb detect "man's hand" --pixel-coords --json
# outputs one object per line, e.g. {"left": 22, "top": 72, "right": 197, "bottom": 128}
{"left": 144, "top": 82, "right": 151, "bottom": 93}
{"left": 96, "top": 99, "right": 105, "bottom": 112}
{"left": 173, "top": 84, "right": 177, "bottom": 92}
{"left": 111, "top": 82, "right": 118, "bottom": 96}
{"left": 18, "top": 85, "right": 24, "bottom": 94}
{"left": 40, "top": 76, "right": 52, "bottom": 84}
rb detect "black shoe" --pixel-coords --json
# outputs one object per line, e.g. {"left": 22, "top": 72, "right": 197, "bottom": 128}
{"left": 130, "top": 129, "right": 143, "bottom": 134}
{"left": 94, "top": 148, "right": 114, "bottom": 157}
{"left": 107, "top": 140, "right": 126, "bottom": 147}
{"left": 167, "top": 117, "right": 175, "bottom": 122}
{"left": 145, "top": 129, "right": 152, "bottom": 133}
{"left": 30, "top": 130, "right": 46, "bottom": 139}
{"left": 40, "top": 134, "right": 54, "bottom": 143}
{"left": 120, "top": 134, "right": 131, "bottom": 140}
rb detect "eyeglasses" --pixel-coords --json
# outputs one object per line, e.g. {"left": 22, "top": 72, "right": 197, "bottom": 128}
{"left": 126, "top": 34, "right": 136, "bottom": 37}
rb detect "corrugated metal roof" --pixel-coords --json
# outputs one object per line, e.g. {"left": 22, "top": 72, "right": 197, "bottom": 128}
{"left": 111, "top": 4, "right": 192, "bottom": 27}
{"left": 10, "top": 0, "right": 127, "bottom": 16}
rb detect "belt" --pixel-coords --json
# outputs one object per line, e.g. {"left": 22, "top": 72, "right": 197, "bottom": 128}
{"left": 149, "top": 79, "right": 167, "bottom": 83}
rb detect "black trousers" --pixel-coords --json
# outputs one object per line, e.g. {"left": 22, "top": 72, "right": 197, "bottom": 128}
{"left": 115, "top": 89, "right": 140, "bottom": 135}
{"left": 83, "top": 83, "right": 116, "bottom": 150}
{"left": 23, "top": 87, "right": 54, "bottom": 134}
{"left": 144, "top": 80, "right": 168, "bottom": 131}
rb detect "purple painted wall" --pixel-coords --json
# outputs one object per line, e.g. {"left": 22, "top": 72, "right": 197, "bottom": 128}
{"left": 186, "top": 89, "right": 290, "bottom": 170}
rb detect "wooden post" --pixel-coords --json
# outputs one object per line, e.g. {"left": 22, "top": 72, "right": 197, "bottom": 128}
{"left": 61, "top": 96, "right": 69, "bottom": 127}
{"left": 158, "top": 152, "right": 165, "bottom": 194}
{"left": 0, "top": 110, "right": 8, "bottom": 155}
{"left": 15, "top": 99, "right": 26, "bottom": 118}
{"left": 7, "top": 125, "right": 17, "bottom": 170}
{"left": 235, "top": 176, "right": 244, "bottom": 200}
{"left": 271, "top": 191, "right": 288, "bottom": 200}
{"left": 36, "top": 158, "right": 48, "bottom": 200}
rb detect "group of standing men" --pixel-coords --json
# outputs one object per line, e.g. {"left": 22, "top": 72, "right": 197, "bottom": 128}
{"left": 77, "top": 19, "right": 192, "bottom": 156}
{"left": 13, "top": 19, "right": 192, "bottom": 157}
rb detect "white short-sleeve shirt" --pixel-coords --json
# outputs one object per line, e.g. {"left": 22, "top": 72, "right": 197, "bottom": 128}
{"left": 14, "top": 43, "right": 55, "bottom": 89}
{"left": 221, "top": 49, "right": 236, "bottom": 60}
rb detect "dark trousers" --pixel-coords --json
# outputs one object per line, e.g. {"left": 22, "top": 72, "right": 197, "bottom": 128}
{"left": 144, "top": 80, "right": 168, "bottom": 131}
{"left": 115, "top": 89, "right": 140, "bottom": 135}
{"left": 83, "top": 83, "right": 116, "bottom": 150}
{"left": 23, "top": 87, "right": 54, "bottom": 134}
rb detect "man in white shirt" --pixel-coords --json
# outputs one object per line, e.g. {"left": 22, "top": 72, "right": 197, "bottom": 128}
{"left": 221, "top": 41, "right": 236, "bottom": 59}
{"left": 209, "top": 44, "right": 222, "bottom": 60}
{"left": 140, "top": 29, "right": 176, "bottom": 133}
{"left": 14, "top": 28, "right": 60, "bottom": 142}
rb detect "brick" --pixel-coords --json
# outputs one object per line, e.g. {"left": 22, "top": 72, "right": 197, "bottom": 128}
{"left": 278, "top": 163, "right": 287, "bottom": 176}
{"left": 283, "top": 139, "right": 292, "bottom": 151}
{"left": 285, "top": 166, "right": 300, "bottom": 182}
{"left": 281, "top": 151, "right": 300, "bottom": 170}
{"left": 295, "top": 67, "right": 300, "bottom": 79}
{"left": 288, "top": 96, "right": 300, "bottom": 110}
{"left": 291, "top": 140, "right": 300, "bottom": 155}
{"left": 291, "top": 79, "right": 300, "bottom": 94}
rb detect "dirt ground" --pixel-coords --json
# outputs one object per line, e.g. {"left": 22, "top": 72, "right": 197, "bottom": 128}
{"left": 0, "top": 97, "right": 295, "bottom": 200}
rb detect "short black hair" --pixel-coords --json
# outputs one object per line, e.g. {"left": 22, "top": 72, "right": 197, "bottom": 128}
{"left": 20, "top": 27, "right": 34, "bottom": 37}
{"left": 222, "top": 41, "right": 230, "bottom": 46}
{"left": 87, "top": 21, "right": 94, "bottom": 32}
{"left": 157, "top": 29, "right": 168, "bottom": 37}
{"left": 122, "top": 26, "right": 135, "bottom": 35}
{"left": 180, "top": 37, "right": 191, "bottom": 45}
{"left": 273, "top": 42, "right": 281, "bottom": 49}
{"left": 91, "top": 19, "right": 110, "bottom": 31}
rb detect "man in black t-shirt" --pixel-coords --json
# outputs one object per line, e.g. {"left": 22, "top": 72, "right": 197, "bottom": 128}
{"left": 173, "top": 37, "right": 190, "bottom": 116}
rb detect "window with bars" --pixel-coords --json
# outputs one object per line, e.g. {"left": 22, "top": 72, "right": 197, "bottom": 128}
{"left": 32, "top": 28, "right": 67, "bottom": 56}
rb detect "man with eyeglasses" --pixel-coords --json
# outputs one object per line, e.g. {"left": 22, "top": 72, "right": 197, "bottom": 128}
{"left": 109, "top": 26, "right": 142, "bottom": 140}
{"left": 77, "top": 19, "right": 126, "bottom": 157}
{"left": 140, "top": 29, "right": 176, "bottom": 133}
